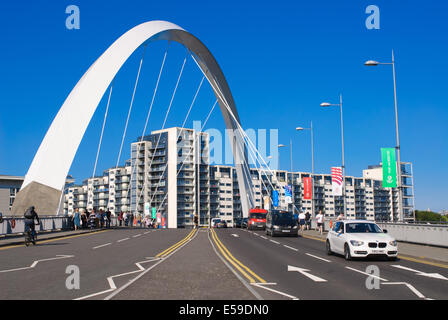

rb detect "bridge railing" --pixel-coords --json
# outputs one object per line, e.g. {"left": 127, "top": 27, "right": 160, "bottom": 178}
{"left": 0, "top": 216, "right": 71, "bottom": 236}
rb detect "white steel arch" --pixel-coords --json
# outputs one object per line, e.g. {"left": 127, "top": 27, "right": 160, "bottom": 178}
{"left": 12, "top": 20, "right": 254, "bottom": 217}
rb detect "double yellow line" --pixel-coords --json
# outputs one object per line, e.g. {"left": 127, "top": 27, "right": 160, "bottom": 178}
{"left": 156, "top": 228, "right": 197, "bottom": 258}
{"left": 210, "top": 228, "right": 266, "bottom": 283}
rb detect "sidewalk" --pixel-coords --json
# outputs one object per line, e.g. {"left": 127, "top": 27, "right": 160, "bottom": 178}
{"left": 0, "top": 228, "right": 109, "bottom": 247}
{"left": 301, "top": 229, "right": 448, "bottom": 265}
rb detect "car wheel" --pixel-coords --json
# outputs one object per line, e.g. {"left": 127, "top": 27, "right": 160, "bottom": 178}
{"left": 326, "top": 240, "right": 333, "bottom": 256}
{"left": 344, "top": 244, "right": 352, "bottom": 261}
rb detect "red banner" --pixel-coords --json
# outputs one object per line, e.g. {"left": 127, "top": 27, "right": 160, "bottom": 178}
{"left": 303, "top": 177, "right": 312, "bottom": 200}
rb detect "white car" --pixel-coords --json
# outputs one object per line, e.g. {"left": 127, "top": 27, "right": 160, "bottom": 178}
{"left": 326, "top": 220, "right": 398, "bottom": 260}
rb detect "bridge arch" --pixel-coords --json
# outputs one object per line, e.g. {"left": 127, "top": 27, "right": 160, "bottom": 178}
{"left": 12, "top": 20, "right": 254, "bottom": 218}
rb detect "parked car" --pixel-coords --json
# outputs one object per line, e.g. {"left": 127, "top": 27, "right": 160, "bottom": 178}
{"left": 216, "top": 220, "right": 228, "bottom": 228}
{"left": 211, "top": 218, "right": 221, "bottom": 228}
{"left": 265, "top": 210, "right": 298, "bottom": 237}
{"left": 242, "top": 218, "right": 248, "bottom": 229}
{"left": 247, "top": 208, "right": 267, "bottom": 230}
{"left": 233, "top": 218, "right": 243, "bottom": 228}
{"left": 326, "top": 220, "right": 398, "bottom": 261}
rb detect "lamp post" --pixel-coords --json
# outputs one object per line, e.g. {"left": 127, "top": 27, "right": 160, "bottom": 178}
{"left": 365, "top": 50, "right": 403, "bottom": 222}
{"left": 321, "top": 95, "right": 346, "bottom": 217}
{"left": 296, "top": 121, "right": 314, "bottom": 216}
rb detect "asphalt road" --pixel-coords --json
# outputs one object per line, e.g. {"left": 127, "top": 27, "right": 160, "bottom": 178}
{"left": 0, "top": 227, "right": 447, "bottom": 300}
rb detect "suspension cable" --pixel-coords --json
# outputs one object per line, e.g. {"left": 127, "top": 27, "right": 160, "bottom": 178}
{"left": 92, "top": 81, "right": 114, "bottom": 179}
{"left": 146, "top": 75, "right": 205, "bottom": 207}
{"left": 134, "top": 50, "right": 189, "bottom": 214}
{"left": 125, "top": 42, "right": 171, "bottom": 201}
{"left": 155, "top": 100, "right": 218, "bottom": 213}
{"left": 115, "top": 44, "right": 148, "bottom": 168}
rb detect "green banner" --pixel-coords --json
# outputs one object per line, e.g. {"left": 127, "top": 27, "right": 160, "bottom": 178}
{"left": 381, "top": 148, "right": 397, "bottom": 188}
{"left": 151, "top": 207, "right": 157, "bottom": 219}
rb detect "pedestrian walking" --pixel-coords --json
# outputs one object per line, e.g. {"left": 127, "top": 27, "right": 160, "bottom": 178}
{"left": 118, "top": 211, "right": 123, "bottom": 227}
{"left": 305, "top": 211, "right": 311, "bottom": 230}
{"left": 298, "top": 211, "right": 306, "bottom": 234}
{"left": 106, "top": 209, "right": 112, "bottom": 228}
{"left": 73, "top": 208, "right": 81, "bottom": 231}
{"left": 193, "top": 214, "right": 199, "bottom": 229}
{"left": 81, "top": 209, "right": 87, "bottom": 229}
{"left": 316, "top": 210, "right": 324, "bottom": 235}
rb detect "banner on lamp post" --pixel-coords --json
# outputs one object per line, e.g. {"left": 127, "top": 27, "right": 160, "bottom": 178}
{"left": 331, "top": 167, "right": 343, "bottom": 196}
{"left": 303, "top": 177, "right": 312, "bottom": 200}
{"left": 284, "top": 185, "right": 292, "bottom": 204}
{"left": 273, "top": 190, "right": 279, "bottom": 207}
{"left": 381, "top": 148, "right": 397, "bottom": 188}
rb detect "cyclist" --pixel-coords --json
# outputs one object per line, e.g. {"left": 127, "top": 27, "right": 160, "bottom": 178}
{"left": 24, "top": 206, "right": 40, "bottom": 244}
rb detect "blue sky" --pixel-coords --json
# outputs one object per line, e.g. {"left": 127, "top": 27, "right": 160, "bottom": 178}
{"left": 0, "top": 1, "right": 447, "bottom": 211}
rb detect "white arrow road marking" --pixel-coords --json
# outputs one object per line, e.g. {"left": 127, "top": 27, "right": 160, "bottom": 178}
{"left": 382, "top": 282, "right": 431, "bottom": 300}
{"left": 306, "top": 253, "right": 331, "bottom": 263}
{"left": 288, "top": 265, "right": 328, "bottom": 282}
{"left": 345, "top": 266, "right": 388, "bottom": 282}
{"left": 93, "top": 243, "right": 112, "bottom": 249}
{"left": 0, "top": 255, "right": 74, "bottom": 273}
{"left": 251, "top": 282, "right": 299, "bottom": 300}
{"left": 231, "top": 234, "right": 239, "bottom": 238}
{"left": 391, "top": 265, "right": 448, "bottom": 281}
{"left": 74, "top": 257, "right": 162, "bottom": 300}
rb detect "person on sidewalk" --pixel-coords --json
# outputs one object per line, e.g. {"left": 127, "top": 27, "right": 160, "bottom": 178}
{"left": 316, "top": 210, "right": 324, "bottom": 235}
{"left": 118, "top": 211, "right": 123, "bottom": 227}
{"left": 72, "top": 208, "right": 81, "bottom": 231}
{"left": 298, "top": 211, "right": 306, "bottom": 234}
{"left": 106, "top": 209, "right": 112, "bottom": 228}
{"left": 80, "top": 209, "right": 87, "bottom": 229}
{"left": 193, "top": 214, "right": 199, "bottom": 229}
{"left": 305, "top": 211, "right": 311, "bottom": 230}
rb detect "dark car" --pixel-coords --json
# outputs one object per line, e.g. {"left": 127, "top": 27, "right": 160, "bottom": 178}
{"left": 217, "top": 220, "right": 228, "bottom": 228}
{"left": 242, "top": 218, "right": 248, "bottom": 228}
{"left": 233, "top": 218, "right": 243, "bottom": 228}
{"left": 266, "top": 210, "right": 298, "bottom": 237}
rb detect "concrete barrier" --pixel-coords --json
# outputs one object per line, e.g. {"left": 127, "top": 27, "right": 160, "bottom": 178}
{"left": 377, "top": 222, "right": 448, "bottom": 248}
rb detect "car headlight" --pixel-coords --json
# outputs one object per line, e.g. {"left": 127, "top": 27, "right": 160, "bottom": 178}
{"left": 273, "top": 226, "right": 280, "bottom": 229}
{"left": 350, "top": 240, "right": 364, "bottom": 246}
{"left": 293, "top": 226, "right": 298, "bottom": 229}
{"left": 389, "top": 240, "right": 397, "bottom": 246}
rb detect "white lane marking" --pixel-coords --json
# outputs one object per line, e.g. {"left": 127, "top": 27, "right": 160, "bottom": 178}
{"left": 251, "top": 282, "right": 299, "bottom": 300}
{"left": 103, "top": 229, "right": 199, "bottom": 300}
{"left": 0, "top": 255, "right": 74, "bottom": 273}
{"left": 270, "top": 240, "right": 280, "bottom": 244}
{"left": 391, "top": 265, "right": 448, "bottom": 281}
{"left": 231, "top": 234, "right": 239, "bottom": 238}
{"left": 253, "top": 233, "right": 259, "bottom": 236}
{"left": 117, "top": 238, "right": 130, "bottom": 243}
{"left": 288, "top": 265, "right": 327, "bottom": 282}
{"left": 382, "top": 282, "right": 429, "bottom": 299}
{"left": 93, "top": 243, "right": 112, "bottom": 250}
{"left": 260, "top": 236, "right": 268, "bottom": 240}
{"left": 133, "top": 234, "right": 142, "bottom": 238}
{"left": 305, "top": 253, "right": 331, "bottom": 263}
{"left": 143, "top": 231, "right": 150, "bottom": 234}
{"left": 75, "top": 258, "right": 162, "bottom": 300}
{"left": 345, "top": 266, "right": 388, "bottom": 282}
{"left": 283, "top": 245, "right": 299, "bottom": 252}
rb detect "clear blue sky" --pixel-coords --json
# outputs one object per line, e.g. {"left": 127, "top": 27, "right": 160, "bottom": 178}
{"left": 0, "top": 1, "right": 447, "bottom": 211}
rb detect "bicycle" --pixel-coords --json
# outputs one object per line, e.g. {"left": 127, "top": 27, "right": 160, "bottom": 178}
{"left": 24, "top": 223, "right": 39, "bottom": 246}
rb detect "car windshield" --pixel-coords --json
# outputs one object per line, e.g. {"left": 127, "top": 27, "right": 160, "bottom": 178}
{"left": 346, "top": 223, "right": 383, "bottom": 233}
{"left": 213, "top": 219, "right": 221, "bottom": 223}
{"left": 249, "top": 213, "right": 266, "bottom": 219}
{"left": 272, "top": 212, "right": 294, "bottom": 224}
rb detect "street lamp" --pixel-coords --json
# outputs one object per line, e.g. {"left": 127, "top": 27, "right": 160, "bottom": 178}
{"left": 320, "top": 95, "right": 346, "bottom": 217}
{"left": 296, "top": 122, "right": 315, "bottom": 216}
{"left": 364, "top": 50, "right": 404, "bottom": 222}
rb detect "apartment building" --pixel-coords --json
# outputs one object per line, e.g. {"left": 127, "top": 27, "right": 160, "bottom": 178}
{"left": 62, "top": 126, "right": 415, "bottom": 224}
